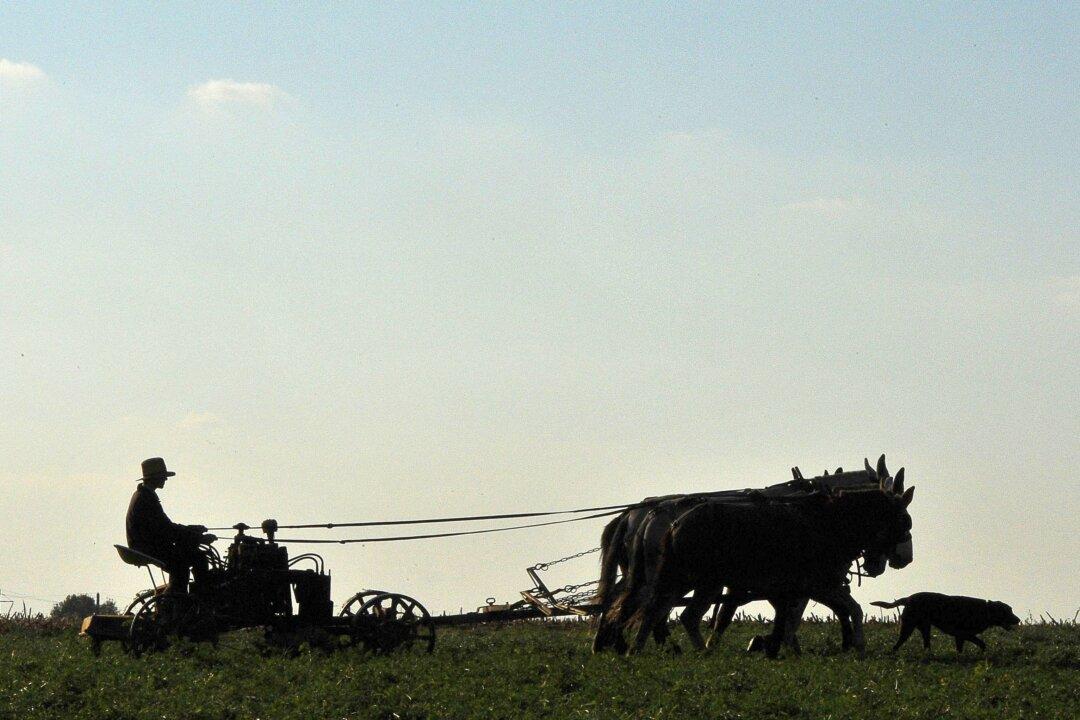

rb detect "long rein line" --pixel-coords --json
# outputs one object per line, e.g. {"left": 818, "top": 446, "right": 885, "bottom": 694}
{"left": 207, "top": 485, "right": 851, "bottom": 545}
{"left": 205, "top": 501, "right": 644, "bottom": 533}
{"left": 271, "top": 509, "right": 627, "bottom": 544}
{"left": 206, "top": 483, "right": 821, "bottom": 534}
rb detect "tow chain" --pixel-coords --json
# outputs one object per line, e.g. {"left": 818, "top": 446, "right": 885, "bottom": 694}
{"left": 531, "top": 546, "right": 600, "bottom": 572}
{"left": 558, "top": 580, "right": 600, "bottom": 605}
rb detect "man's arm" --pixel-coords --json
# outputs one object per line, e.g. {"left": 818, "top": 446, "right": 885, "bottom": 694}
{"left": 145, "top": 493, "right": 186, "bottom": 543}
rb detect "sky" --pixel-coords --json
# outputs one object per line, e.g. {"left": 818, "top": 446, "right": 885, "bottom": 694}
{"left": 1, "top": 3, "right": 1077, "bottom": 622}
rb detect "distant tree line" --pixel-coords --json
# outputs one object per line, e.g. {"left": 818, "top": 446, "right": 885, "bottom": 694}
{"left": 50, "top": 594, "right": 118, "bottom": 619}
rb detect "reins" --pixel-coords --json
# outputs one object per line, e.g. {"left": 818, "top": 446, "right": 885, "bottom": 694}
{"left": 271, "top": 509, "right": 629, "bottom": 544}
{"left": 206, "top": 501, "right": 648, "bottom": 533}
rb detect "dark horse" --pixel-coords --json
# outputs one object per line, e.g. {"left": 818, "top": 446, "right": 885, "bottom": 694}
{"left": 618, "top": 482, "right": 914, "bottom": 657}
{"left": 592, "top": 456, "right": 910, "bottom": 654}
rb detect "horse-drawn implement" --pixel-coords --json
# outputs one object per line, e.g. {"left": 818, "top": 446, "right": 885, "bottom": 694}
{"left": 81, "top": 523, "right": 436, "bottom": 656}
{"left": 82, "top": 455, "right": 912, "bottom": 657}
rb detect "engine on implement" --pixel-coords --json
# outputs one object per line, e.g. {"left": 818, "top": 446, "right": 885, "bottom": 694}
{"left": 81, "top": 520, "right": 434, "bottom": 656}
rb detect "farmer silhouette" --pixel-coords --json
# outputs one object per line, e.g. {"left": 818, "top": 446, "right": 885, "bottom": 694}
{"left": 126, "top": 457, "right": 215, "bottom": 594}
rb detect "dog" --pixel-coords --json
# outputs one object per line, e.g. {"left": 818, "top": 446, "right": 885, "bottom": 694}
{"left": 872, "top": 592, "right": 1021, "bottom": 653}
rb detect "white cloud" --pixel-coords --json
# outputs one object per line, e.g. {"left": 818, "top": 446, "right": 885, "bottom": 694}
{"left": 0, "top": 58, "right": 46, "bottom": 86}
{"left": 187, "top": 79, "right": 288, "bottom": 110}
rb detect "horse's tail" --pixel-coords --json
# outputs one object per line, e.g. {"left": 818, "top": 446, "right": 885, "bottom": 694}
{"left": 625, "top": 521, "right": 676, "bottom": 629}
{"left": 595, "top": 513, "right": 628, "bottom": 610}
{"left": 870, "top": 597, "right": 910, "bottom": 609}
{"left": 608, "top": 512, "right": 654, "bottom": 624}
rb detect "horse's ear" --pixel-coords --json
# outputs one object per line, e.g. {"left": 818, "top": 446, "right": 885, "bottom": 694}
{"left": 877, "top": 454, "right": 889, "bottom": 480}
{"left": 836, "top": 467, "right": 843, "bottom": 474}
{"left": 864, "top": 457, "right": 875, "bottom": 479}
{"left": 894, "top": 468, "right": 905, "bottom": 494}
{"left": 902, "top": 486, "right": 914, "bottom": 507}
{"left": 823, "top": 469, "right": 830, "bottom": 476}
{"left": 792, "top": 467, "right": 803, "bottom": 481}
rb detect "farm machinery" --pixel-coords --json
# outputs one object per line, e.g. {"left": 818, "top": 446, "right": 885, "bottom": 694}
{"left": 83, "top": 455, "right": 906, "bottom": 656}
{"left": 80, "top": 521, "right": 435, "bottom": 655}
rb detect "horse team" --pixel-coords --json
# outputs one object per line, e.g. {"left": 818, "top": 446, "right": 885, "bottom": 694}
{"left": 592, "top": 455, "right": 918, "bottom": 657}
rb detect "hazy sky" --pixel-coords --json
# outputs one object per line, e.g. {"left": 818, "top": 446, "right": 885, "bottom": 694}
{"left": 2, "top": 3, "right": 1077, "bottom": 621}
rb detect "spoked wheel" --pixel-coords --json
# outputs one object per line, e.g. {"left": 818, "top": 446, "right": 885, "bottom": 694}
{"left": 123, "top": 593, "right": 151, "bottom": 617}
{"left": 350, "top": 592, "right": 435, "bottom": 654}
{"left": 128, "top": 595, "right": 186, "bottom": 656}
{"left": 339, "top": 590, "right": 387, "bottom": 618}
{"left": 119, "top": 594, "right": 153, "bottom": 655}
{"left": 127, "top": 594, "right": 212, "bottom": 656}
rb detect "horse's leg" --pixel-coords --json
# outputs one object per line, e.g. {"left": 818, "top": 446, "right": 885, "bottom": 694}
{"left": 679, "top": 587, "right": 715, "bottom": 651}
{"left": 629, "top": 598, "right": 661, "bottom": 655}
{"left": 651, "top": 610, "right": 671, "bottom": 650}
{"left": 838, "top": 609, "right": 854, "bottom": 651}
{"left": 612, "top": 629, "right": 629, "bottom": 655}
{"left": 607, "top": 592, "right": 636, "bottom": 655}
{"left": 592, "top": 583, "right": 620, "bottom": 653}
{"left": 763, "top": 598, "right": 791, "bottom": 659}
{"left": 782, "top": 598, "right": 809, "bottom": 653}
{"left": 705, "top": 590, "right": 741, "bottom": 649}
{"left": 593, "top": 611, "right": 617, "bottom": 654}
{"left": 811, "top": 594, "right": 850, "bottom": 651}
{"left": 840, "top": 591, "right": 864, "bottom": 655}
{"left": 591, "top": 576, "right": 623, "bottom": 653}
{"left": 630, "top": 586, "right": 682, "bottom": 656}
{"left": 814, "top": 586, "right": 863, "bottom": 655}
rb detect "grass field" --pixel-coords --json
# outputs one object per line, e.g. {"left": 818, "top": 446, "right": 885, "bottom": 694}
{"left": 1, "top": 617, "right": 1077, "bottom": 719}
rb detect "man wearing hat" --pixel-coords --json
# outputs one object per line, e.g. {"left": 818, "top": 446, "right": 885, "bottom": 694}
{"left": 126, "top": 457, "right": 216, "bottom": 594}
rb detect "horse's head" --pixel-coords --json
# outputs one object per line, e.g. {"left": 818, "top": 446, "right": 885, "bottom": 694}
{"left": 842, "top": 455, "right": 914, "bottom": 575}
{"left": 825, "top": 455, "right": 911, "bottom": 574}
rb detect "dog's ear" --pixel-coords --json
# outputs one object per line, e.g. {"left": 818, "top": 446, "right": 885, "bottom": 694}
{"left": 894, "top": 468, "right": 905, "bottom": 494}
{"left": 901, "top": 486, "right": 915, "bottom": 507}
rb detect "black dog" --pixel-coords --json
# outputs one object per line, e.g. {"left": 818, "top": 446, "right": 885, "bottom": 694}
{"left": 872, "top": 592, "right": 1021, "bottom": 653}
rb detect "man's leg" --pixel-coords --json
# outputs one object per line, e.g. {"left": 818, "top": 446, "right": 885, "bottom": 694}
{"left": 176, "top": 543, "right": 209, "bottom": 589}
{"left": 162, "top": 543, "right": 207, "bottom": 595}
{"left": 162, "top": 552, "right": 191, "bottom": 595}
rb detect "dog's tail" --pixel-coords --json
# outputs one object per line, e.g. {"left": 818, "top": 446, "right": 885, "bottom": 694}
{"left": 870, "top": 597, "right": 910, "bottom": 609}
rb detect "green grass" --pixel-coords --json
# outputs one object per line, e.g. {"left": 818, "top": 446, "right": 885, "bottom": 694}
{"left": 1, "top": 619, "right": 1077, "bottom": 719}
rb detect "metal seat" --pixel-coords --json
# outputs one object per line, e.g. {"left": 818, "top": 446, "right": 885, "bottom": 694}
{"left": 115, "top": 544, "right": 169, "bottom": 595}
{"left": 115, "top": 544, "right": 166, "bottom": 569}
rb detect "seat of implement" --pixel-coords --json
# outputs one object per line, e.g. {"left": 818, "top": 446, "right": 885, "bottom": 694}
{"left": 114, "top": 544, "right": 167, "bottom": 570}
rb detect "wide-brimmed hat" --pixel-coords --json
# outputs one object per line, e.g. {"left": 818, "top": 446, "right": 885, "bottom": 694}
{"left": 139, "top": 457, "right": 176, "bottom": 482}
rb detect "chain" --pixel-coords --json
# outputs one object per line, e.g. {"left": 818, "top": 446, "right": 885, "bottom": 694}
{"left": 560, "top": 579, "right": 599, "bottom": 594}
{"left": 531, "top": 546, "right": 601, "bottom": 572}
{"left": 561, "top": 581, "right": 600, "bottom": 605}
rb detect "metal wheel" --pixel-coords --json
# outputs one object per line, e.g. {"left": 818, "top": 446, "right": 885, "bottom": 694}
{"left": 339, "top": 590, "right": 387, "bottom": 617}
{"left": 128, "top": 595, "right": 184, "bottom": 655}
{"left": 119, "top": 594, "right": 152, "bottom": 654}
{"left": 351, "top": 592, "right": 435, "bottom": 654}
{"left": 123, "top": 590, "right": 157, "bottom": 616}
